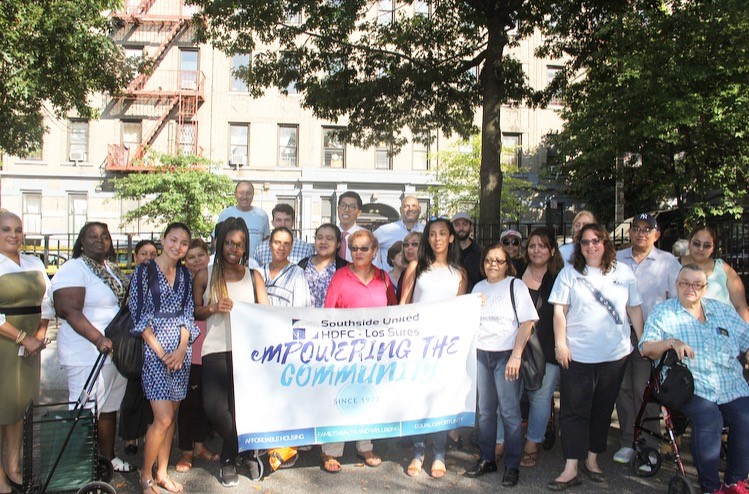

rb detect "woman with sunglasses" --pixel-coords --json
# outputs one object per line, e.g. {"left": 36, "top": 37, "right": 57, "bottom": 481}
{"left": 500, "top": 230, "right": 523, "bottom": 263}
{"left": 321, "top": 229, "right": 397, "bottom": 473}
{"left": 546, "top": 224, "right": 644, "bottom": 490}
{"left": 395, "top": 232, "right": 421, "bottom": 298}
{"left": 400, "top": 218, "right": 468, "bottom": 479}
{"left": 680, "top": 226, "right": 749, "bottom": 323}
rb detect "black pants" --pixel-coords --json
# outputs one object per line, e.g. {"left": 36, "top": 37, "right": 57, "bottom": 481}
{"left": 559, "top": 356, "right": 628, "bottom": 460}
{"left": 202, "top": 352, "right": 238, "bottom": 465}
{"left": 178, "top": 364, "right": 209, "bottom": 451}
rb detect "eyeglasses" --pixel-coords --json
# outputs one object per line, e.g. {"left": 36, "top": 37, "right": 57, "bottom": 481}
{"left": 631, "top": 226, "right": 654, "bottom": 235}
{"left": 691, "top": 240, "right": 713, "bottom": 250}
{"left": 225, "top": 241, "right": 245, "bottom": 250}
{"left": 338, "top": 203, "right": 359, "bottom": 211}
{"left": 404, "top": 242, "right": 419, "bottom": 248}
{"left": 349, "top": 246, "right": 371, "bottom": 253}
{"left": 502, "top": 238, "right": 520, "bottom": 246}
{"left": 580, "top": 238, "right": 602, "bottom": 246}
{"left": 677, "top": 280, "right": 707, "bottom": 291}
{"left": 484, "top": 258, "right": 507, "bottom": 266}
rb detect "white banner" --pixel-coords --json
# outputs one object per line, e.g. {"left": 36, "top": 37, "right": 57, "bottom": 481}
{"left": 231, "top": 294, "right": 481, "bottom": 452}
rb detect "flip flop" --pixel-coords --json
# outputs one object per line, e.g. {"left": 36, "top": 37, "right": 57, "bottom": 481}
{"left": 520, "top": 450, "right": 539, "bottom": 467}
{"left": 155, "top": 476, "right": 183, "bottom": 493}
{"left": 194, "top": 449, "right": 219, "bottom": 462}
{"left": 321, "top": 454, "right": 341, "bottom": 474}
{"left": 175, "top": 453, "right": 193, "bottom": 473}
{"left": 357, "top": 451, "right": 382, "bottom": 467}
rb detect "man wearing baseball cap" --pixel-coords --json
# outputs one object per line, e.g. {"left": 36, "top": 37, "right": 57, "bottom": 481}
{"left": 452, "top": 211, "right": 484, "bottom": 291}
{"left": 613, "top": 212, "right": 680, "bottom": 465}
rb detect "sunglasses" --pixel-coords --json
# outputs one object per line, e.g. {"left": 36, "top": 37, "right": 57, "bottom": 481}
{"left": 349, "top": 246, "right": 372, "bottom": 253}
{"left": 691, "top": 240, "right": 713, "bottom": 250}
{"left": 404, "top": 242, "right": 420, "bottom": 248}
{"left": 580, "top": 238, "right": 602, "bottom": 246}
{"left": 502, "top": 238, "right": 520, "bottom": 246}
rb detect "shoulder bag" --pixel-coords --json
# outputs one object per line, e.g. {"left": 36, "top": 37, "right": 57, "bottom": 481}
{"left": 510, "top": 278, "right": 546, "bottom": 391}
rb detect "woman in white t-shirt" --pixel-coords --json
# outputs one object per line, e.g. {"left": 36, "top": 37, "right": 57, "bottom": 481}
{"left": 546, "top": 224, "right": 643, "bottom": 490}
{"left": 465, "top": 242, "right": 538, "bottom": 487}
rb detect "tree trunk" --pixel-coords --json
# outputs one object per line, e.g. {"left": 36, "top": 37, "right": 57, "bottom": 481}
{"left": 477, "top": 17, "right": 506, "bottom": 245}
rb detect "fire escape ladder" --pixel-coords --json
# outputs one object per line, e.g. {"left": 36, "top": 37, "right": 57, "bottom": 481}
{"left": 128, "top": 96, "right": 180, "bottom": 166}
{"left": 126, "top": 18, "right": 186, "bottom": 93}
{"left": 135, "top": 0, "right": 157, "bottom": 15}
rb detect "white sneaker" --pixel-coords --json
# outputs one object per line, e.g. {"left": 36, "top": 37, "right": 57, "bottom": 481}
{"left": 613, "top": 447, "right": 635, "bottom": 464}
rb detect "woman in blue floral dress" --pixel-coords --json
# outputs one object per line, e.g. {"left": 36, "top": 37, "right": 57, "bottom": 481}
{"left": 129, "top": 223, "right": 198, "bottom": 494}
{"left": 298, "top": 223, "right": 348, "bottom": 307}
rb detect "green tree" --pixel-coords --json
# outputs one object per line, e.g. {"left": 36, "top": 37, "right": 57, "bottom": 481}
{"left": 429, "top": 134, "right": 532, "bottom": 221}
{"left": 113, "top": 152, "right": 235, "bottom": 237}
{"left": 193, "top": 0, "right": 544, "bottom": 240}
{"left": 0, "top": 0, "right": 131, "bottom": 156}
{"left": 536, "top": 0, "right": 748, "bottom": 225}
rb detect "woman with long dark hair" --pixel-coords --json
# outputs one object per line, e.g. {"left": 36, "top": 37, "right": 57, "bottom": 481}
{"left": 193, "top": 218, "right": 270, "bottom": 486}
{"left": 130, "top": 223, "right": 198, "bottom": 494}
{"left": 400, "top": 218, "right": 467, "bottom": 479}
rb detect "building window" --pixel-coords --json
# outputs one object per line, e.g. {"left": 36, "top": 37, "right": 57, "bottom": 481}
{"left": 375, "top": 142, "right": 393, "bottom": 170}
{"left": 229, "top": 124, "right": 249, "bottom": 167}
{"left": 231, "top": 53, "right": 250, "bottom": 92}
{"left": 547, "top": 65, "right": 563, "bottom": 106}
{"left": 287, "top": 11, "right": 301, "bottom": 25}
{"left": 122, "top": 120, "right": 141, "bottom": 149}
{"left": 22, "top": 135, "right": 42, "bottom": 161}
{"left": 412, "top": 134, "right": 434, "bottom": 170}
{"left": 322, "top": 127, "right": 345, "bottom": 168}
{"left": 501, "top": 133, "right": 522, "bottom": 168}
{"left": 68, "top": 193, "right": 88, "bottom": 235}
{"left": 180, "top": 49, "right": 199, "bottom": 90}
{"left": 414, "top": 0, "right": 429, "bottom": 17}
{"left": 68, "top": 120, "right": 89, "bottom": 162}
{"left": 278, "top": 125, "right": 298, "bottom": 167}
{"left": 321, "top": 197, "right": 333, "bottom": 224}
{"left": 178, "top": 122, "right": 197, "bottom": 156}
{"left": 418, "top": 198, "right": 431, "bottom": 221}
{"left": 22, "top": 193, "right": 42, "bottom": 234}
{"left": 378, "top": 0, "right": 394, "bottom": 25}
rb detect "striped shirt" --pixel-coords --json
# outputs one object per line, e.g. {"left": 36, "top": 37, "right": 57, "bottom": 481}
{"left": 640, "top": 297, "right": 749, "bottom": 404}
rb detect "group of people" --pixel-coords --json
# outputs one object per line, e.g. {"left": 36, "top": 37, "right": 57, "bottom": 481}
{"left": 0, "top": 185, "right": 747, "bottom": 494}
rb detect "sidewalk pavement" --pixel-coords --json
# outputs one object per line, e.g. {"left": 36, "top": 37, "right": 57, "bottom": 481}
{"left": 39, "top": 324, "right": 692, "bottom": 493}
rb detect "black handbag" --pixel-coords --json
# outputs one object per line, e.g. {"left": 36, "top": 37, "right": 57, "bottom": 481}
{"left": 105, "top": 263, "right": 154, "bottom": 379}
{"left": 510, "top": 278, "right": 546, "bottom": 391}
{"left": 653, "top": 349, "right": 694, "bottom": 410}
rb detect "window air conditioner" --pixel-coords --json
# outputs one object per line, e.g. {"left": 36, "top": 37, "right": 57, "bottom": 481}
{"left": 181, "top": 80, "right": 197, "bottom": 90}
{"left": 231, "top": 154, "right": 247, "bottom": 167}
{"left": 69, "top": 151, "right": 87, "bottom": 162}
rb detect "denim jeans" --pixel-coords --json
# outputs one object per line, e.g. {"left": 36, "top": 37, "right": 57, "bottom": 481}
{"left": 495, "top": 362, "right": 559, "bottom": 444}
{"left": 477, "top": 349, "right": 523, "bottom": 468}
{"left": 412, "top": 432, "right": 447, "bottom": 462}
{"left": 680, "top": 395, "right": 749, "bottom": 493}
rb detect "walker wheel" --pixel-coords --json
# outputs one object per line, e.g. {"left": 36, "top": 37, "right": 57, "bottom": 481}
{"left": 632, "top": 446, "right": 661, "bottom": 477}
{"left": 667, "top": 473, "right": 697, "bottom": 494}
{"left": 76, "top": 480, "right": 117, "bottom": 494}
{"left": 95, "top": 455, "right": 114, "bottom": 482}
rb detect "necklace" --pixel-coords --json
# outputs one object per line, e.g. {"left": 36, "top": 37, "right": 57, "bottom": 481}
{"left": 527, "top": 266, "right": 546, "bottom": 283}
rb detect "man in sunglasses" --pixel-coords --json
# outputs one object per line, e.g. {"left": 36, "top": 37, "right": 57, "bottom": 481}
{"left": 452, "top": 211, "right": 484, "bottom": 291}
{"left": 613, "top": 212, "right": 681, "bottom": 465}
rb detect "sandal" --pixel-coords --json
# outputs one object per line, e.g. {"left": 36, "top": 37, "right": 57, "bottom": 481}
{"left": 194, "top": 448, "right": 219, "bottom": 462}
{"left": 139, "top": 477, "right": 159, "bottom": 494}
{"left": 175, "top": 452, "right": 193, "bottom": 473}
{"left": 407, "top": 457, "right": 424, "bottom": 477}
{"left": 520, "top": 449, "right": 539, "bottom": 468}
{"left": 357, "top": 451, "right": 382, "bottom": 467}
{"left": 154, "top": 476, "right": 183, "bottom": 493}
{"left": 321, "top": 454, "right": 341, "bottom": 474}
{"left": 431, "top": 459, "right": 447, "bottom": 479}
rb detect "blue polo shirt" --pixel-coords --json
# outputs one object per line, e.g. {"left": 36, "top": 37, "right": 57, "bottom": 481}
{"left": 640, "top": 297, "right": 749, "bottom": 404}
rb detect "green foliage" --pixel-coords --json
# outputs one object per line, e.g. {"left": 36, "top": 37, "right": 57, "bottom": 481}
{"left": 112, "top": 152, "right": 235, "bottom": 238}
{"left": 0, "top": 0, "right": 132, "bottom": 156}
{"left": 193, "top": 0, "right": 539, "bottom": 231}
{"left": 537, "top": 0, "right": 748, "bottom": 224}
{"left": 429, "top": 135, "right": 532, "bottom": 221}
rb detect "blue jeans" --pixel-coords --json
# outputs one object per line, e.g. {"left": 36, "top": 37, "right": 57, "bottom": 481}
{"left": 680, "top": 395, "right": 749, "bottom": 493}
{"left": 412, "top": 432, "right": 447, "bottom": 462}
{"left": 477, "top": 350, "right": 522, "bottom": 468}
{"left": 496, "top": 362, "right": 560, "bottom": 444}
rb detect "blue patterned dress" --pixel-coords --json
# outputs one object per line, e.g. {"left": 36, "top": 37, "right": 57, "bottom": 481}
{"left": 129, "top": 260, "right": 199, "bottom": 401}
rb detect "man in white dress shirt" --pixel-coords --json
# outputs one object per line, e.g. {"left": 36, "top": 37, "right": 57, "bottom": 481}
{"left": 336, "top": 191, "right": 366, "bottom": 262}
{"left": 374, "top": 195, "right": 425, "bottom": 269}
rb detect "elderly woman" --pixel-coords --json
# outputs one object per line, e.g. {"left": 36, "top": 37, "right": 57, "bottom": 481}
{"left": 322, "top": 229, "right": 397, "bottom": 473}
{"left": 680, "top": 226, "right": 749, "bottom": 323}
{"left": 52, "top": 222, "right": 134, "bottom": 473}
{"left": 547, "top": 223, "right": 643, "bottom": 490}
{"left": 0, "top": 210, "right": 52, "bottom": 493}
{"left": 640, "top": 264, "right": 749, "bottom": 494}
